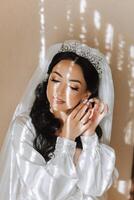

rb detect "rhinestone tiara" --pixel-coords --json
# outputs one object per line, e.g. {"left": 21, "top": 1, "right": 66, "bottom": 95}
{"left": 58, "top": 40, "right": 104, "bottom": 78}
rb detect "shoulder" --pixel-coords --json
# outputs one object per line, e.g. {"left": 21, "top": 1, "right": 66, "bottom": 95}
{"left": 11, "top": 112, "right": 36, "bottom": 138}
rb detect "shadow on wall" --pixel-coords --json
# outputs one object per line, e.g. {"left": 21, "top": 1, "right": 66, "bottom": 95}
{"left": 44, "top": 0, "right": 134, "bottom": 199}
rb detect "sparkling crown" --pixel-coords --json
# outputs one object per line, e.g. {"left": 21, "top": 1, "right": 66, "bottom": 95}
{"left": 58, "top": 40, "right": 104, "bottom": 78}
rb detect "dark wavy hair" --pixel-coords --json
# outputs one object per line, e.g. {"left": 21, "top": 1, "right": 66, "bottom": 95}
{"left": 30, "top": 52, "right": 102, "bottom": 162}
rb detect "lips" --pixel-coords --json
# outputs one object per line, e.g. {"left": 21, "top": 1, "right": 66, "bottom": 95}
{"left": 53, "top": 97, "right": 65, "bottom": 103}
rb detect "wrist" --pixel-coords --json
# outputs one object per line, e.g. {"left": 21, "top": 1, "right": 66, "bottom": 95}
{"left": 59, "top": 132, "right": 75, "bottom": 141}
{"left": 82, "top": 130, "right": 96, "bottom": 136}
{"left": 55, "top": 136, "right": 76, "bottom": 157}
{"left": 80, "top": 133, "right": 98, "bottom": 154}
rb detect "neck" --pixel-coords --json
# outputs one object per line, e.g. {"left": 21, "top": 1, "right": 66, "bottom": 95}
{"left": 53, "top": 110, "right": 68, "bottom": 123}
{"left": 51, "top": 109, "right": 73, "bottom": 136}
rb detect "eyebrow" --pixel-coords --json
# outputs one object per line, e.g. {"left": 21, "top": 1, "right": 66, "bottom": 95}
{"left": 52, "top": 71, "right": 82, "bottom": 85}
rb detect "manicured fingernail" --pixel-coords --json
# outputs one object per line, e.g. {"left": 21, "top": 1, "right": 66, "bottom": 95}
{"left": 82, "top": 99, "right": 88, "bottom": 104}
{"left": 89, "top": 99, "right": 94, "bottom": 103}
{"left": 86, "top": 101, "right": 91, "bottom": 105}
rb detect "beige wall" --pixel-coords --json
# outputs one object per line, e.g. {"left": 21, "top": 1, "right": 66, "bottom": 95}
{"left": 0, "top": 1, "right": 133, "bottom": 199}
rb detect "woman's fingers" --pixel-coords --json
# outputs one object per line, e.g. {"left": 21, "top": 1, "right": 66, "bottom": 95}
{"left": 93, "top": 103, "right": 108, "bottom": 124}
{"left": 71, "top": 98, "right": 102, "bottom": 119}
{"left": 99, "top": 103, "right": 108, "bottom": 116}
{"left": 80, "top": 108, "right": 93, "bottom": 124}
{"left": 76, "top": 102, "right": 92, "bottom": 121}
{"left": 80, "top": 118, "right": 92, "bottom": 133}
{"left": 71, "top": 99, "right": 89, "bottom": 119}
{"left": 70, "top": 101, "right": 85, "bottom": 119}
{"left": 80, "top": 104, "right": 108, "bottom": 135}
{"left": 70, "top": 97, "right": 108, "bottom": 124}
{"left": 91, "top": 98, "right": 106, "bottom": 114}
{"left": 98, "top": 102, "right": 105, "bottom": 113}
{"left": 67, "top": 97, "right": 109, "bottom": 139}
{"left": 89, "top": 97, "right": 100, "bottom": 105}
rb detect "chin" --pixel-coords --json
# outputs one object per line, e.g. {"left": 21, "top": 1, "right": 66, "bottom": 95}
{"left": 52, "top": 104, "right": 74, "bottom": 113}
{"left": 50, "top": 99, "right": 80, "bottom": 113}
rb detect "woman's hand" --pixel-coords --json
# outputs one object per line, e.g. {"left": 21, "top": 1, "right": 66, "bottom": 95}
{"left": 59, "top": 99, "right": 92, "bottom": 140}
{"left": 59, "top": 98, "right": 108, "bottom": 140}
{"left": 82, "top": 98, "right": 109, "bottom": 136}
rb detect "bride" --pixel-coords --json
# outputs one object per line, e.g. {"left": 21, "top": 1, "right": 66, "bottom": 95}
{"left": 0, "top": 40, "right": 118, "bottom": 200}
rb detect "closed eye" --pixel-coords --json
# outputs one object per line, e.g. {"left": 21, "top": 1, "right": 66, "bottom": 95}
{"left": 50, "top": 78, "right": 79, "bottom": 91}
{"left": 70, "top": 87, "right": 79, "bottom": 91}
{"left": 50, "top": 78, "right": 60, "bottom": 82}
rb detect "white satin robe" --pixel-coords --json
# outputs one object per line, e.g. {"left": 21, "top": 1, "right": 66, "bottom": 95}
{"left": 0, "top": 113, "right": 117, "bottom": 200}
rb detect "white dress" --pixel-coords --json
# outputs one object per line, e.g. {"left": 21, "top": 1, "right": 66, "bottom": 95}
{"left": 0, "top": 113, "right": 117, "bottom": 200}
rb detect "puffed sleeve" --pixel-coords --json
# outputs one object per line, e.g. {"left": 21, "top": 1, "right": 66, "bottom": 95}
{"left": 11, "top": 114, "right": 78, "bottom": 200}
{"left": 76, "top": 133, "right": 117, "bottom": 199}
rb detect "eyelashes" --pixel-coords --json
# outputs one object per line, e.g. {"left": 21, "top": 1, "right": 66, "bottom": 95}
{"left": 50, "top": 78, "right": 79, "bottom": 91}
{"left": 70, "top": 86, "right": 79, "bottom": 91}
{"left": 50, "top": 78, "right": 59, "bottom": 83}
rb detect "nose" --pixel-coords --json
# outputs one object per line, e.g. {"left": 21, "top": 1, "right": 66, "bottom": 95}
{"left": 56, "top": 83, "right": 66, "bottom": 97}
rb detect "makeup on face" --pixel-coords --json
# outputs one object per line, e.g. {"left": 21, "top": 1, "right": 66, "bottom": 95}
{"left": 47, "top": 60, "right": 91, "bottom": 113}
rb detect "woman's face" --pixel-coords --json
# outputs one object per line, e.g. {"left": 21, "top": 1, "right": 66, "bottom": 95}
{"left": 46, "top": 59, "right": 91, "bottom": 113}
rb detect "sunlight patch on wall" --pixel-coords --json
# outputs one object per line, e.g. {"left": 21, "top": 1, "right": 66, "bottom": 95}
{"left": 39, "top": 0, "right": 46, "bottom": 70}
{"left": 81, "top": 25, "right": 87, "bottom": 34}
{"left": 104, "top": 24, "right": 114, "bottom": 64}
{"left": 79, "top": 0, "right": 87, "bottom": 43}
{"left": 123, "top": 45, "right": 134, "bottom": 146}
{"left": 116, "top": 35, "right": 125, "bottom": 71}
{"left": 93, "top": 10, "right": 101, "bottom": 30}
{"left": 93, "top": 10, "right": 101, "bottom": 48}
{"left": 66, "top": 9, "right": 71, "bottom": 21}
{"left": 80, "top": 0, "right": 87, "bottom": 14}
{"left": 115, "top": 179, "right": 132, "bottom": 199}
{"left": 80, "top": 16, "right": 85, "bottom": 21}
{"left": 66, "top": 2, "right": 75, "bottom": 38}
{"left": 130, "top": 46, "right": 134, "bottom": 59}
{"left": 124, "top": 121, "right": 134, "bottom": 145}
{"left": 53, "top": 26, "right": 58, "bottom": 30}
{"left": 130, "top": 46, "right": 134, "bottom": 78}
{"left": 105, "top": 24, "right": 114, "bottom": 50}
{"left": 68, "top": 23, "right": 74, "bottom": 33}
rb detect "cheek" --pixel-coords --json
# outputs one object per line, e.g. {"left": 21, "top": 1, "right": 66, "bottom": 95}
{"left": 46, "top": 82, "right": 52, "bottom": 101}
{"left": 67, "top": 91, "right": 83, "bottom": 106}
{"left": 46, "top": 81, "right": 59, "bottom": 103}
